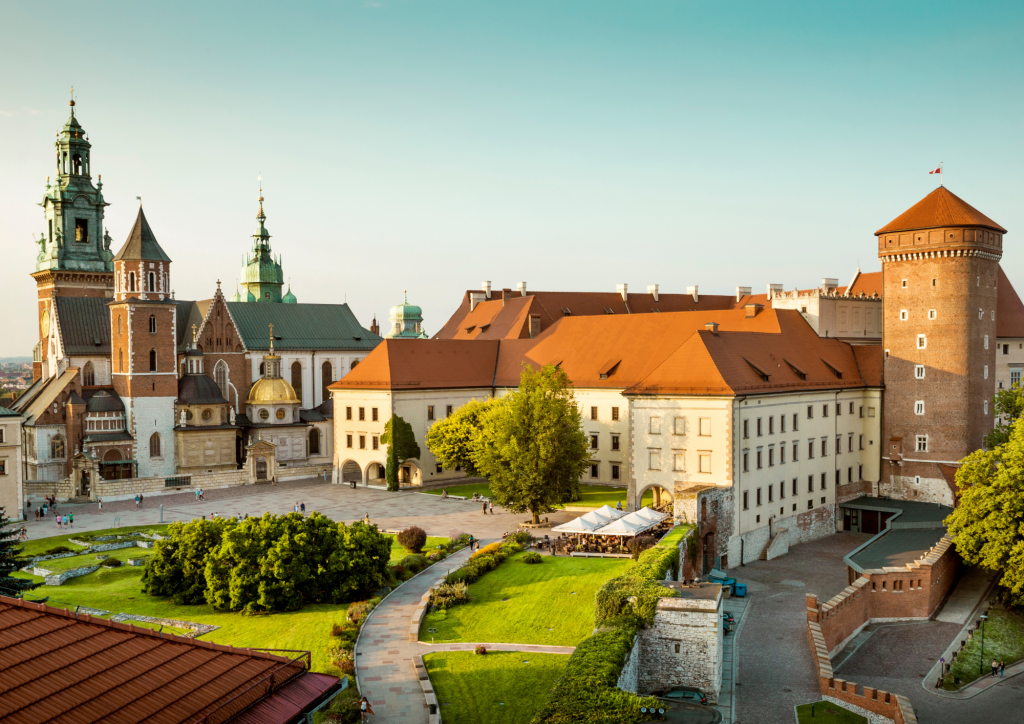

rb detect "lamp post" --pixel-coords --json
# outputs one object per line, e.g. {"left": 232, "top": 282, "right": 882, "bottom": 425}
{"left": 979, "top": 614, "right": 988, "bottom": 675}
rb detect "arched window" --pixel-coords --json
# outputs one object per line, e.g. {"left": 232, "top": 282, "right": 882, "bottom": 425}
{"left": 82, "top": 361, "right": 95, "bottom": 386}
{"left": 118, "top": 349, "right": 124, "bottom": 372}
{"left": 215, "top": 360, "right": 228, "bottom": 400}
{"left": 150, "top": 432, "right": 161, "bottom": 458}
{"left": 259, "top": 361, "right": 266, "bottom": 376}
{"left": 149, "top": 349, "right": 157, "bottom": 372}
{"left": 321, "top": 360, "right": 333, "bottom": 403}
{"left": 129, "top": 272, "right": 136, "bottom": 292}
{"left": 50, "top": 436, "right": 66, "bottom": 460}
{"left": 118, "top": 315, "right": 122, "bottom": 334}
{"left": 72, "top": 153, "right": 82, "bottom": 175}
{"left": 291, "top": 361, "right": 303, "bottom": 401}
{"left": 309, "top": 428, "right": 321, "bottom": 455}
{"left": 351, "top": 359, "right": 360, "bottom": 370}
{"left": 149, "top": 315, "right": 157, "bottom": 334}
{"left": 148, "top": 271, "right": 156, "bottom": 292}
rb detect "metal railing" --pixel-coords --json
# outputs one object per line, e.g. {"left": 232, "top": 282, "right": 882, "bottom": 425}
{"left": 164, "top": 475, "right": 192, "bottom": 488}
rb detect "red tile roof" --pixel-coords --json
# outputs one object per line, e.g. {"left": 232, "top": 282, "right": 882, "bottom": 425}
{"left": 875, "top": 187, "right": 1006, "bottom": 235}
{"left": 852, "top": 345, "right": 884, "bottom": 387}
{"left": 330, "top": 340, "right": 502, "bottom": 390}
{"left": 846, "top": 271, "right": 882, "bottom": 297}
{"left": 997, "top": 266, "right": 1024, "bottom": 338}
{"left": 0, "top": 595, "right": 334, "bottom": 724}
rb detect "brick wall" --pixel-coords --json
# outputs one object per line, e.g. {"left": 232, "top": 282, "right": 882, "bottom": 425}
{"left": 836, "top": 479, "right": 873, "bottom": 504}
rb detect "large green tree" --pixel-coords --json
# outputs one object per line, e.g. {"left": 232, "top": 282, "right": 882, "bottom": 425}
{"left": 382, "top": 414, "right": 421, "bottom": 491}
{"left": 426, "top": 398, "right": 499, "bottom": 477}
{"left": 0, "top": 508, "right": 33, "bottom": 597}
{"left": 947, "top": 415, "right": 1024, "bottom": 605}
{"left": 143, "top": 517, "right": 235, "bottom": 604}
{"left": 985, "top": 383, "right": 1024, "bottom": 449}
{"left": 474, "top": 364, "right": 589, "bottom": 523}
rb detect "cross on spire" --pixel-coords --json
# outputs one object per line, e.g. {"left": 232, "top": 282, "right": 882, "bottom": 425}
{"left": 269, "top": 322, "right": 274, "bottom": 353}
{"left": 192, "top": 324, "right": 197, "bottom": 345}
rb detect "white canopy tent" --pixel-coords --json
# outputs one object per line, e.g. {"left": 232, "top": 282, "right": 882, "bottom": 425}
{"left": 591, "top": 513, "right": 656, "bottom": 537}
{"left": 591, "top": 504, "right": 627, "bottom": 521}
{"left": 631, "top": 507, "right": 669, "bottom": 523}
{"left": 551, "top": 515, "right": 605, "bottom": 534}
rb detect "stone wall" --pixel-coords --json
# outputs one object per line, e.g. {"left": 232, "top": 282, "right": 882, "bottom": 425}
{"left": 42, "top": 566, "right": 100, "bottom": 586}
{"left": 789, "top": 503, "right": 837, "bottom": 546}
{"left": 615, "top": 634, "right": 641, "bottom": 694}
{"left": 25, "top": 477, "right": 73, "bottom": 501}
{"left": 636, "top": 588, "right": 723, "bottom": 703}
{"left": 89, "top": 464, "right": 332, "bottom": 502}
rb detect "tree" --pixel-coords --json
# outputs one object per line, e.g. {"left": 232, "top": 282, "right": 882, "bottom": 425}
{"left": 382, "top": 414, "right": 420, "bottom": 492}
{"left": 142, "top": 517, "right": 234, "bottom": 604}
{"left": 985, "top": 383, "right": 1024, "bottom": 449}
{"left": 946, "top": 415, "right": 1024, "bottom": 605}
{"left": 427, "top": 398, "right": 498, "bottom": 477}
{"left": 474, "top": 364, "right": 589, "bottom": 524}
{"left": 0, "top": 508, "right": 33, "bottom": 597}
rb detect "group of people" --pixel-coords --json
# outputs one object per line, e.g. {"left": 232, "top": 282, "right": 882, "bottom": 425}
{"left": 53, "top": 512, "right": 73, "bottom": 529}
{"left": 193, "top": 488, "right": 206, "bottom": 501}
{"left": 481, "top": 500, "right": 494, "bottom": 515}
{"left": 292, "top": 502, "right": 307, "bottom": 514}
{"left": 134, "top": 494, "right": 145, "bottom": 508}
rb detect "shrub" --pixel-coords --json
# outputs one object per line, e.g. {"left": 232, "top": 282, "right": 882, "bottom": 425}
{"left": 400, "top": 554, "right": 429, "bottom": 574}
{"left": 44, "top": 545, "right": 73, "bottom": 555}
{"left": 522, "top": 552, "right": 543, "bottom": 564}
{"left": 100, "top": 557, "right": 122, "bottom": 568}
{"left": 508, "top": 530, "right": 533, "bottom": 546}
{"left": 626, "top": 536, "right": 656, "bottom": 560}
{"left": 503, "top": 542, "right": 523, "bottom": 555}
{"left": 475, "top": 645, "right": 487, "bottom": 655}
{"left": 331, "top": 622, "right": 346, "bottom": 637}
{"left": 472, "top": 542, "right": 504, "bottom": 559}
{"left": 397, "top": 525, "right": 428, "bottom": 554}
{"left": 426, "top": 550, "right": 447, "bottom": 563}
{"left": 338, "top": 659, "right": 355, "bottom": 676}
{"left": 347, "top": 599, "right": 379, "bottom": 625}
{"left": 445, "top": 567, "right": 480, "bottom": 585}
{"left": 430, "top": 581, "right": 470, "bottom": 609}
{"left": 470, "top": 554, "right": 498, "bottom": 573}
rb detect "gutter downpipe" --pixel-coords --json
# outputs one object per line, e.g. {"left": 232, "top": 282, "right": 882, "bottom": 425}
{"left": 735, "top": 394, "right": 747, "bottom": 566}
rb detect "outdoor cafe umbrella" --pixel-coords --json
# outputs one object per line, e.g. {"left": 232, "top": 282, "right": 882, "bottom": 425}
{"left": 591, "top": 514, "right": 652, "bottom": 537}
{"left": 579, "top": 509, "right": 622, "bottom": 528}
{"left": 631, "top": 506, "right": 668, "bottom": 523}
{"left": 552, "top": 515, "right": 605, "bottom": 534}
{"left": 591, "top": 504, "right": 627, "bottom": 521}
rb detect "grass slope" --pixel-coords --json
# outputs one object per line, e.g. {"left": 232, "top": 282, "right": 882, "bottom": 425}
{"left": 420, "top": 553, "right": 630, "bottom": 646}
{"left": 389, "top": 535, "right": 450, "bottom": 563}
{"left": 945, "top": 604, "right": 1024, "bottom": 688}
{"left": 425, "top": 651, "right": 569, "bottom": 724}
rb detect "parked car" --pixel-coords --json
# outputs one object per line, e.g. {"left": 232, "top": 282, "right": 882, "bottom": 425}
{"left": 657, "top": 686, "right": 708, "bottom": 705}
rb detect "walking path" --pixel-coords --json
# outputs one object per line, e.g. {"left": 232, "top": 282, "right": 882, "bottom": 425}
{"left": 355, "top": 545, "right": 476, "bottom": 723}
{"left": 417, "top": 642, "right": 575, "bottom": 654}
{"left": 713, "top": 593, "right": 749, "bottom": 724}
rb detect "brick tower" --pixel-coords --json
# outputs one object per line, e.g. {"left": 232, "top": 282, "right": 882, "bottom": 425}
{"left": 877, "top": 187, "right": 1005, "bottom": 504}
{"left": 110, "top": 207, "right": 177, "bottom": 478}
{"left": 31, "top": 96, "right": 115, "bottom": 380}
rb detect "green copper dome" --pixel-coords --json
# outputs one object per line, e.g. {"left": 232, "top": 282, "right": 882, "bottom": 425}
{"left": 237, "top": 184, "right": 286, "bottom": 303}
{"left": 282, "top": 285, "right": 297, "bottom": 304}
{"left": 384, "top": 291, "right": 428, "bottom": 338}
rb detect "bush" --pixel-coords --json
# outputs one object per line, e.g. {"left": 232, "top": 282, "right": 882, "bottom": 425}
{"left": 507, "top": 531, "right": 534, "bottom": 546}
{"left": 472, "top": 542, "right": 504, "bottom": 559}
{"left": 100, "top": 557, "right": 122, "bottom": 568}
{"left": 400, "top": 554, "right": 429, "bottom": 574}
{"left": 470, "top": 554, "right": 498, "bottom": 573}
{"left": 426, "top": 550, "right": 448, "bottom": 563}
{"left": 475, "top": 645, "right": 487, "bottom": 655}
{"left": 626, "top": 536, "right": 656, "bottom": 560}
{"left": 397, "top": 525, "right": 428, "bottom": 554}
{"left": 522, "top": 552, "right": 543, "bottom": 564}
{"left": 445, "top": 567, "right": 480, "bottom": 585}
{"left": 44, "top": 546, "right": 74, "bottom": 555}
{"left": 430, "top": 581, "right": 470, "bottom": 609}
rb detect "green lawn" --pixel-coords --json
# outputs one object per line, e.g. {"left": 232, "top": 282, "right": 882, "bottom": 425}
{"left": 424, "top": 651, "right": 568, "bottom": 724}
{"left": 420, "top": 552, "right": 630, "bottom": 646}
{"left": 944, "top": 604, "right": 1024, "bottom": 688}
{"left": 389, "top": 535, "right": 450, "bottom": 563}
{"left": 423, "top": 483, "right": 635, "bottom": 509}
{"left": 795, "top": 702, "right": 868, "bottom": 723}
{"left": 25, "top": 546, "right": 155, "bottom": 573}
{"left": 19, "top": 524, "right": 170, "bottom": 558}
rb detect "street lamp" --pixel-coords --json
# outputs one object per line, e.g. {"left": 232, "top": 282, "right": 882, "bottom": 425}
{"left": 979, "top": 614, "right": 988, "bottom": 675}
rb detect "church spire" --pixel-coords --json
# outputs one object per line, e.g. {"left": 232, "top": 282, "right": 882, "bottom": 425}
{"left": 238, "top": 174, "right": 285, "bottom": 303}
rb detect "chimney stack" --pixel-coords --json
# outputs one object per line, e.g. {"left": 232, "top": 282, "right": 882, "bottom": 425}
{"left": 736, "top": 286, "right": 751, "bottom": 302}
{"left": 616, "top": 283, "right": 628, "bottom": 302}
{"left": 821, "top": 278, "right": 839, "bottom": 291}
{"left": 687, "top": 285, "right": 699, "bottom": 303}
{"left": 482, "top": 281, "right": 492, "bottom": 300}
{"left": 647, "top": 284, "right": 659, "bottom": 302}
{"left": 705, "top": 322, "right": 719, "bottom": 335}
{"left": 469, "top": 292, "right": 485, "bottom": 312}
{"left": 502, "top": 288, "right": 512, "bottom": 305}
{"left": 517, "top": 281, "right": 528, "bottom": 297}
{"left": 745, "top": 303, "right": 764, "bottom": 318}
{"left": 767, "top": 283, "right": 783, "bottom": 298}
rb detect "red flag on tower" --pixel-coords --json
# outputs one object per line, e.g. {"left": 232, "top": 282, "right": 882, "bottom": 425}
{"left": 928, "top": 167, "right": 941, "bottom": 174}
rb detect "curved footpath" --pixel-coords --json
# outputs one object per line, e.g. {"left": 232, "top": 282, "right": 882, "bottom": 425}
{"left": 355, "top": 545, "right": 476, "bottom": 723}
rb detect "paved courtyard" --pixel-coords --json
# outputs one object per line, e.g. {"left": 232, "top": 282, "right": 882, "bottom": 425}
{"left": 18, "top": 478, "right": 576, "bottom": 543}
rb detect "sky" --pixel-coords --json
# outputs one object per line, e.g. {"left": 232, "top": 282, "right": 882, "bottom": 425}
{"left": 2, "top": 0, "right": 1023, "bottom": 354}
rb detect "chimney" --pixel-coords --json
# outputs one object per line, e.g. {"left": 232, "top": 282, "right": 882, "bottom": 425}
{"left": 370, "top": 315, "right": 380, "bottom": 336}
{"left": 517, "top": 281, "right": 528, "bottom": 297}
{"left": 822, "top": 278, "right": 839, "bottom": 291}
{"left": 745, "top": 303, "right": 764, "bottom": 318}
{"left": 647, "top": 284, "right": 659, "bottom": 302}
{"left": 469, "top": 292, "right": 485, "bottom": 312}
{"left": 767, "top": 283, "right": 783, "bottom": 297}
{"left": 736, "top": 286, "right": 751, "bottom": 302}
{"left": 705, "top": 322, "right": 719, "bottom": 335}
{"left": 687, "top": 285, "right": 699, "bottom": 303}
{"left": 502, "top": 288, "right": 512, "bottom": 305}
{"left": 482, "top": 281, "right": 492, "bottom": 300}
{"left": 617, "top": 283, "right": 628, "bottom": 302}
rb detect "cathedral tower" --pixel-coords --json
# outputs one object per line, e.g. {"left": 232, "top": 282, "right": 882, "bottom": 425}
{"left": 877, "top": 186, "right": 1004, "bottom": 504}
{"left": 110, "top": 206, "right": 178, "bottom": 478}
{"left": 31, "top": 96, "right": 115, "bottom": 379}
{"left": 236, "top": 183, "right": 288, "bottom": 303}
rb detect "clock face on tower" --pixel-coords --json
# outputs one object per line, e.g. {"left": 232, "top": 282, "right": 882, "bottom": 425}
{"left": 41, "top": 308, "right": 50, "bottom": 337}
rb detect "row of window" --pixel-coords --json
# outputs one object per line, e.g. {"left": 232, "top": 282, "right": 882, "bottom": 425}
{"left": 742, "top": 403, "right": 873, "bottom": 438}
{"left": 346, "top": 433, "right": 380, "bottom": 450}
{"left": 898, "top": 309, "right": 941, "bottom": 321}
{"left": 998, "top": 369, "right": 1023, "bottom": 389}
{"left": 742, "top": 467, "right": 862, "bottom": 510}
{"left": 744, "top": 435, "right": 864, "bottom": 471}
{"left": 589, "top": 406, "right": 620, "bottom": 421}
{"left": 121, "top": 269, "right": 165, "bottom": 295}
{"left": 752, "top": 499, "right": 827, "bottom": 521}
{"left": 589, "top": 433, "right": 621, "bottom": 451}
{"left": 426, "top": 405, "right": 453, "bottom": 421}
{"left": 914, "top": 334, "right": 989, "bottom": 351}
{"left": 346, "top": 406, "right": 380, "bottom": 422}
{"left": 647, "top": 449, "right": 711, "bottom": 473}
{"left": 648, "top": 416, "right": 711, "bottom": 436}
{"left": 589, "top": 462, "right": 622, "bottom": 480}
{"left": 85, "top": 418, "right": 126, "bottom": 431}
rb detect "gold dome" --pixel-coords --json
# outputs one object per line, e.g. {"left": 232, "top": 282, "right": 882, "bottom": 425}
{"left": 247, "top": 376, "right": 299, "bottom": 404}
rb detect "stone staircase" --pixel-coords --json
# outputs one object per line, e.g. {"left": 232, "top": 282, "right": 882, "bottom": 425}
{"left": 759, "top": 527, "right": 789, "bottom": 561}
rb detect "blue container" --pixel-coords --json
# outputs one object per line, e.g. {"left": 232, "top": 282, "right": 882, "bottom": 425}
{"left": 732, "top": 582, "right": 747, "bottom": 597}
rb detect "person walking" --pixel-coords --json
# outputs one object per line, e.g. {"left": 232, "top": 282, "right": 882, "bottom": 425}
{"left": 34, "top": 508, "right": 39, "bottom": 522}
{"left": 139, "top": 494, "right": 144, "bottom": 507}
{"left": 364, "top": 512, "right": 370, "bottom": 525}
{"left": 135, "top": 494, "right": 140, "bottom": 509}
{"left": 481, "top": 501, "right": 487, "bottom": 515}
{"left": 1000, "top": 660, "right": 1006, "bottom": 677}
{"left": 992, "top": 659, "right": 999, "bottom": 677}
{"left": 488, "top": 500, "right": 494, "bottom": 515}
{"left": 63, "top": 514, "right": 68, "bottom": 529}
{"left": 359, "top": 697, "right": 374, "bottom": 722}
{"left": 300, "top": 502, "right": 306, "bottom": 514}
{"left": 97, "top": 497, "right": 103, "bottom": 510}
{"left": 55, "top": 514, "right": 61, "bottom": 530}
{"left": 68, "top": 512, "right": 73, "bottom": 529}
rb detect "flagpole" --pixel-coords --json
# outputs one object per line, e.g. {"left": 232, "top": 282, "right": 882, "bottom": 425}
{"left": 940, "top": 161, "right": 943, "bottom": 187}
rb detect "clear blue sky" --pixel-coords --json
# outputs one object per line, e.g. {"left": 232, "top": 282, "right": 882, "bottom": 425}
{"left": 2, "top": 1, "right": 1023, "bottom": 353}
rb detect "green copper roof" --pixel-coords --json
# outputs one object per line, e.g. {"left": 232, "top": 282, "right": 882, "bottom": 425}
{"left": 0, "top": 406, "right": 20, "bottom": 417}
{"left": 282, "top": 286, "right": 297, "bottom": 304}
{"left": 226, "top": 302, "right": 381, "bottom": 351}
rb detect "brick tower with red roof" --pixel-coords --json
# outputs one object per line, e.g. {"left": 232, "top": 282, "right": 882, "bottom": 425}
{"left": 877, "top": 186, "right": 1005, "bottom": 504}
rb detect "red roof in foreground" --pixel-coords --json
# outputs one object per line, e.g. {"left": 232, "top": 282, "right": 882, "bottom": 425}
{"left": 0, "top": 595, "right": 337, "bottom": 724}
{"left": 997, "top": 266, "right": 1024, "bottom": 338}
{"left": 876, "top": 187, "right": 1006, "bottom": 235}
